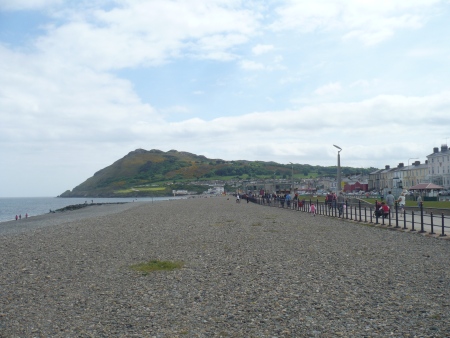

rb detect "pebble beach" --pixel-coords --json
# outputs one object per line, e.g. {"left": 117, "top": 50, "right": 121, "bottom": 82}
{"left": 1, "top": 196, "right": 449, "bottom": 337}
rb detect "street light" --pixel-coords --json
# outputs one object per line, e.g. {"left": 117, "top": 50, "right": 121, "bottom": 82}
{"left": 333, "top": 145, "right": 342, "bottom": 194}
{"left": 289, "top": 162, "right": 294, "bottom": 194}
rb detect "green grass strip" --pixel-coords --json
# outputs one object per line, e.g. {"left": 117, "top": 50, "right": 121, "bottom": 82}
{"left": 130, "top": 260, "right": 184, "bottom": 274}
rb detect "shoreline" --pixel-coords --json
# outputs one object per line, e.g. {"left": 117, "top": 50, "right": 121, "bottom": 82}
{"left": 0, "top": 195, "right": 188, "bottom": 224}
{"left": 0, "top": 202, "right": 145, "bottom": 236}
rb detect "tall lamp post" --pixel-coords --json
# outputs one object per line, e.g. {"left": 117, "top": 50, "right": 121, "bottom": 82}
{"left": 289, "top": 162, "right": 294, "bottom": 194}
{"left": 333, "top": 145, "right": 342, "bottom": 194}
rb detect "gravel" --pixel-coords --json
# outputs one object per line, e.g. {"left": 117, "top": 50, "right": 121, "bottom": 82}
{"left": 1, "top": 196, "right": 449, "bottom": 337}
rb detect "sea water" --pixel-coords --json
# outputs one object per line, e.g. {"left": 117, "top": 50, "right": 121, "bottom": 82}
{"left": 0, "top": 196, "right": 180, "bottom": 223}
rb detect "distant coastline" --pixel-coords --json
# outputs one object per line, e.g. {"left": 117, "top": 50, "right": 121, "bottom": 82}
{"left": 0, "top": 196, "right": 184, "bottom": 223}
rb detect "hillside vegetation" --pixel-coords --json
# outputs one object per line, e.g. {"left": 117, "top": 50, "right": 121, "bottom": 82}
{"left": 60, "top": 148, "right": 377, "bottom": 197}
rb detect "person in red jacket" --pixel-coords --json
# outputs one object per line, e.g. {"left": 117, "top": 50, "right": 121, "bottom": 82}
{"left": 379, "top": 202, "right": 390, "bottom": 218}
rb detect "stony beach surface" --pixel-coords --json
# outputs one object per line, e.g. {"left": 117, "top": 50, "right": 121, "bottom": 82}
{"left": 1, "top": 196, "right": 449, "bottom": 337}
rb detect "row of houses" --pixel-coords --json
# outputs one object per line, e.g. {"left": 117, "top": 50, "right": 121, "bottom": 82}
{"left": 368, "top": 144, "right": 450, "bottom": 192}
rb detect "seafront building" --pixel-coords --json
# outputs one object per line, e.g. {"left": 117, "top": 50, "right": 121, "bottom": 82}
{"left": 427, "top": 145, "right": 450, "bottom": 187}
{"left": 368, "top": 144, "right": 450, "bottom": 196}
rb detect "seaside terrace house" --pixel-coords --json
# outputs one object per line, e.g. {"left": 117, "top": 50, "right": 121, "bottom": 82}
{"left": 368, "top": 168, "right": 384, "bottom": 192}
{"left": 368, "top": 144, "right": 450, "bottom": 197}
{"left": 379, "top": 165, "right": 394, "bottom": 192}
{"left": 426, "top": 145, "right": 450, "bottom": 189}
{"left": 369, "top": 164, "right": 403, "bottom": 196}
{"left": 401, "top": 160, "right": 428, "bottom": 190}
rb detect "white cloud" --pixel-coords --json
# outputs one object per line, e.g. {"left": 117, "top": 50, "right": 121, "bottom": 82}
{"left": 0, "top": 45, "right": 159, "bottom": 145}
{"left": 349, "top": 80, "right": 371, "bottom": 88}
{"left": 160, "top": 105, "right": 190, "bottom": 114}
{"left": 252, "top": 44, "right": 274, "bottom": 55}
{"left": 314, "top": 82, "right": 342, "bottom": 96}
{"left": 270, "top": 0, "right": 442, "bottom": 45}
{"left": 240, "top": 60, "right": 265, "bottom": 70}
{"left": 32, "top": 1, "right": 261, "bottom": 70}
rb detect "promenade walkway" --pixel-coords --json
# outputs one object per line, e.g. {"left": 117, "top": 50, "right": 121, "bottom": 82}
{"left": 252, "top": 197, "right": 450, "bottom": 238}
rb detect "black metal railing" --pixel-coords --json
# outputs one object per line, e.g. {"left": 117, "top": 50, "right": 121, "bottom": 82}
{"left": 248, "top": 196, "right": 449, "bottom": 237}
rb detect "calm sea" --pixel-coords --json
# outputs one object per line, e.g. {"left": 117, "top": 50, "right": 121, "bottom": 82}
{"left": 0, "top": 196, "right": 180, "bottom": 223}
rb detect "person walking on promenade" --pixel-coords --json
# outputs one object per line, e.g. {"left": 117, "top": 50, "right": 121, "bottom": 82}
{"left": 285, "top": 193, "right": 291, "bottom": 208}
{"left": 326, "top": 192, "right": 333, "bottom": 209}
{"left": 386, "top": 191, "right": 395, "bottom": 217}
{"left": 309, "top": 203, "right": 316, "bottom": 216}
{"left": 417, "top": 195, "right": 422, "bottom": 208}
{"left": 337, "top": 192, "right": 345, "bottom": 216}
{"left": 397, "top": 193, "right": 406, "bottom": 217}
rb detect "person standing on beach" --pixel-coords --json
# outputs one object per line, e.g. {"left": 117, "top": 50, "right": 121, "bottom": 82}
{"left": 386, "top": 191, "right": 395, "bottom": 217}
{"left": 15, "top": 215, "right": 18, "bottom": 221}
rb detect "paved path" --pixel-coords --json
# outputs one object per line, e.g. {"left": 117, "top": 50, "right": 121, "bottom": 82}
{"left": 256, "top": 199, "right": 450, "bottom": 238}
{"left": 370, "top": 211, "right": 449, "bottom": 237}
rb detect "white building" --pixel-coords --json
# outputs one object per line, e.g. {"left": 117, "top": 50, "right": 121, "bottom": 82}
{"left": 426, "top": 145, "right": 450, "bottom": 188}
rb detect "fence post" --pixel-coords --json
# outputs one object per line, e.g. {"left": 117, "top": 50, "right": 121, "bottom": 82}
{"left": 420, "top": 203, "right": 424, "bottom": 231}
{"left": 375, "top": 200, "right": 379, "bottom": 224}
{"left": 419, "top": 210, "right": 426, "bottom": 233}
{"left": 394, "top": 201, "right": 398, "bottom": 221}
{"left": 358, "top": 200, "right": 362, "bottom": 222}
{"left": 411, "top": 212, "right": 417, "bottom": 232}
{"left": 440, "top": 213, "right": 447, "bottom": 237}
{"left": 430, "top": 213, "right": 435, "bottom": 235}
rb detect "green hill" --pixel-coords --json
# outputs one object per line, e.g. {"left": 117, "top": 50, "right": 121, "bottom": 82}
{"left": 59, "top": 148, "right": 377, "bottom": 197}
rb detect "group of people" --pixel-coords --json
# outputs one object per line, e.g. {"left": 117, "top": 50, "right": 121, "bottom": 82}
{"left": 376, "top": 190, "right": 407, "bottom": 218}
{"left": 309, "top": 191, "right": 346, "bottom": 217}
{"left": 15, "top": 213, "right": 28, "bottom": 220}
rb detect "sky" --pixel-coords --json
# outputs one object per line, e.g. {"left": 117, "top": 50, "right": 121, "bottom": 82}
{"left": 1, "top": 0, "right": 450, "bottom": 197}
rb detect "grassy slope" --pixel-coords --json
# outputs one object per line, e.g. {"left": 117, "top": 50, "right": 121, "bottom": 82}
{"left": 60, "top": 149, "right": 378, "bottom": 197}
